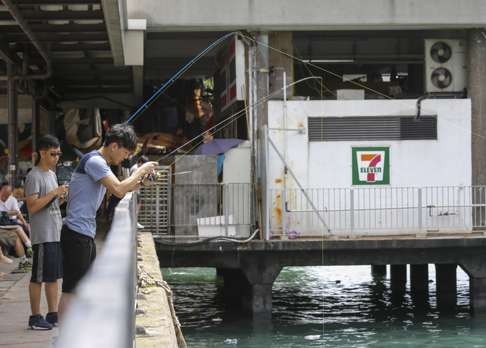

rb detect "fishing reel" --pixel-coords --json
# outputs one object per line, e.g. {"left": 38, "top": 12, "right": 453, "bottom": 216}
{"left": 139, "top": 170, "right": 166, "bottom": 187}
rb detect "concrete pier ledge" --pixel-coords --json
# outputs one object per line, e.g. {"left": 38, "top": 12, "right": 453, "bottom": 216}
{"left": 136, "top": 232, "right": 181, "bottom": 348}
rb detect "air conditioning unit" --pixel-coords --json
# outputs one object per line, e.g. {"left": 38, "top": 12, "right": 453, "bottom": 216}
{"left": 425, "top": 39, "right": 467, "bottom": 93}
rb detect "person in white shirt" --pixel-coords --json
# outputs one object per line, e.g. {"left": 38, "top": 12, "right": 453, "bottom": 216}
{"left": 0, "top": 182, "right": 31, "bottom": 235}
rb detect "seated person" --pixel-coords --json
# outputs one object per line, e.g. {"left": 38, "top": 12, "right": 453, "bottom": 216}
{"left": 0, "top": 182, "right": 31, "bottom": 236}
{"left": 0, "top": 228, "right": 29, "bottom": 269}
{"left": 0, "top": 245, "right": 12, "bottom": 264}
{"left": 0, "top": 214, "right": 32, "bottom": 257}
{"left": 13, "top": 184, "right": 29, "bottom": 220}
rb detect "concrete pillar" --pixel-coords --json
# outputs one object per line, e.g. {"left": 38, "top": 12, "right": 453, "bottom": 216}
{"left": 31, "top": 97, "right": 39, "bottom": 162}
{"left": 269, "top": 32, "right": 294, "bottom": 99}
{"left": 410, "top": 264, "right": 429, "bottom": 296}
{"left": 371, "top": 265, "right": 387, "bottom": 278}
{"left": 390, "top": 264, "right": 407, "bottom": 296}
{"left": 470, "top": 277, "right": 486, "bottom": 316}
{"left": 253, "top": 32, "right": 270, "bottom": 237}
{"left": 435, "top": 264, "right": 457, "bottom": 311}
{"left": 469, "top": 29, "right": 486, "bottom": 187}
{"left": 460, "top": 258, "right": 486, "bottom": 315}
{"left": 240, "top": 256, "right": 282, "bottom": 318}
{"left": 7, "top": 62, "right": 17, "bottom": 186}
{"left": 218, "top": 268, "right": 250, "bottom": 308}
{"left": 411, "top": 264, "right": 429, "bottom": 308}
{"left": 469, "top": 29, "right": 486, "bottom": 227}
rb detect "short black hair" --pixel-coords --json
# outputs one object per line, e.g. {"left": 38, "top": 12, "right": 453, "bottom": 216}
{"left": 38, "top": 134, "right": 60, "bottom": 151}
{"left": 0, "top": 181, "right": 10, "bottom": 190}
{"left": 104, "top": 123, "right": 137, "bottom": 152}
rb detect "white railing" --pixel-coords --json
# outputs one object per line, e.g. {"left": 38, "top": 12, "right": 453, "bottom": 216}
{"left": 269, "top": 186, "right": 486, "bottom": 238}
{"left": 171, "top": 183, "right": 253, "bottom": 239}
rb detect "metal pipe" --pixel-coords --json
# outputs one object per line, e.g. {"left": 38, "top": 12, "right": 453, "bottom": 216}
{"left": 7, "top": 63, "right": 17, "bottom": 186}
{"left": 0, "top": 0, "right": 51, "bottom": 80}
{"left": 31, "top": 96, "right": 39, "bottom": 164}
{"left": 416, "top": 92, "right": 464, "bottom": 119}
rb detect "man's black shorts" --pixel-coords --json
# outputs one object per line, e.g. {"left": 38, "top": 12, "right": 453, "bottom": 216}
{"left": 60, "top": 225, "right": 96, "bottom": 293}
{"left": 31, "top": 242, "right": 63, "bottom": 283}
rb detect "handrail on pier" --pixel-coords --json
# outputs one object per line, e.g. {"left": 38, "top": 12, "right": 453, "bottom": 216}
{"left": 57, "top": 193, "right": 137, "bottom": 348}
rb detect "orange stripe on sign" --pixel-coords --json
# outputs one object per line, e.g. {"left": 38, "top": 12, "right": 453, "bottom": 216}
{"left": 361, "top": 154, "right": 375, "bottom": 161}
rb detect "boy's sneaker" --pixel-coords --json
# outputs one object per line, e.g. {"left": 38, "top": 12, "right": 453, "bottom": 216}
{"left": 45, "top": 312, "right": 58, "bottom": 327}
{"left": 28, "top": 314, "right": 53, "bottom": 330}
{"left": 26, "top": 247, "right": 33, "bottom": 258}
{"left": 12, "top": 261, "right": 30, "bottom": 273}
{"left": 20, "top": 260, "right": 32, "bottom": 271}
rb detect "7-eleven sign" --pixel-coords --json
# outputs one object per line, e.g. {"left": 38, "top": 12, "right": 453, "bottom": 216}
{"left": 352, "top": 147, "right": 390, "bottom": 185}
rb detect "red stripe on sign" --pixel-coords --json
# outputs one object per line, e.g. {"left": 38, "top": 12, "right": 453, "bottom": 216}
{"left": 366, "top": 154, "right": 381, "bottom": 182}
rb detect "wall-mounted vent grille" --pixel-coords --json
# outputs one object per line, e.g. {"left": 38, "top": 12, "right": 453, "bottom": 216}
{"left": 308, "top": 116, "right": 437, "bottom": 141}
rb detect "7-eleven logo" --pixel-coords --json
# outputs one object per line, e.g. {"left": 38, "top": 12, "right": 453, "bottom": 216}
{"left": 356, "top": 150, "right": 386, "bottom": 183}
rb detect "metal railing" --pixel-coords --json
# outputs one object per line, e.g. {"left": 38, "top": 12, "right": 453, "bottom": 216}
{"left": 269, "top": 186, "right": 486, "bottom": 237}
{"left": 171, "top": 183, "right": 252, "bottom": 239}
{"left": 57, "top": 193, "right": 137, "bottom": 348}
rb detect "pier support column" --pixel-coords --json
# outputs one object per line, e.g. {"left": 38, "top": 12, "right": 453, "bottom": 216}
{"left": 411, "top": 264, "right": 429, "bottom": 309}
{"left": 371, "top": 265, "right": 387, "bottom": 278}
{"left": 390, "top": 264, "right": 407, "bottom": 296}
{"left": 218, "top": 268, "right": 250, "bottom": 307}
{"left": 411, "top": 264, "right": 429, "bottom": 296}
{"left": 460, "top": 257, "right": 486, "bottom": 315}
{"left": 435, "top": 264, "right": 457, "bottom": 311}
{"left": 240, "top": 256, "right": 282, "bottom": 318}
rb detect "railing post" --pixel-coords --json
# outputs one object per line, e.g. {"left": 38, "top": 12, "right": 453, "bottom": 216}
{"left": 155, "top": 185, "right": 160, "bottom": 234}
{"left": 224, "top": 184, "right": 229, "bottom": 237}
{"left": 350, "top": 189, "right": 354, "bottom": 234}
{"left": 282, "top": 187, "right": 287, "bottom": 237}
{"left": 418, "top": 188, "right": 423, "bottom": 231}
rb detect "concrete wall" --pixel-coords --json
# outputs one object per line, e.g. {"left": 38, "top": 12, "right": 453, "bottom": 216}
{"left": 127, "top": 0, "right": 486, "bottom": 31}
{"left": 267, "top": 99, "right": 472, "bottom": 235}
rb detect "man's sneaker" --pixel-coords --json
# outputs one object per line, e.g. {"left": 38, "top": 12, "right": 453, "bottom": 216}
{"left": 28, "top": 314, "right": 53, "bottom": 330}
{"left": 26, "top": 247, "right": 33, "bottom": 258}
{"left": 45, "top": 312, "right": 58, "bottom": 327}
{"left": 137, "top": 222, "right": 144, "bottom": 229}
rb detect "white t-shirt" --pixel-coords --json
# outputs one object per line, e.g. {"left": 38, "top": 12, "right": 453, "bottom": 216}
{"left": 0, "top": 195, "right": 19, "bottom": 220}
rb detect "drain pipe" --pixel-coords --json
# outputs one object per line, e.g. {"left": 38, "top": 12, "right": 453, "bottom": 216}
{"left": 416, "top": 91, "right": 465, "bottom": 119}
{"left": 0, "top": 0, "right": 51, "bottom": 80}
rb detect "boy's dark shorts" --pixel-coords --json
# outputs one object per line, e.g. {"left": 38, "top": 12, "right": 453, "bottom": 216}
{"left": 60, "top": 225, "right": 96, "bottom": 293}
{"left": 31, "top": 242, "right": 63, "bottom": 283}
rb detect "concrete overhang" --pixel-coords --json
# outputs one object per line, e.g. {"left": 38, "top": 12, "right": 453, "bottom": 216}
{"left": 128, "top": 0, "right": 486, "bottom": 31}
{"left": 101, "top": 0, "right": 126, "bottom": 65}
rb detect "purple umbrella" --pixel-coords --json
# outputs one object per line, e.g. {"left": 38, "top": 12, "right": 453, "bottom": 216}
{"left": 194, "top": 138, "right": 244, "bottom": 155}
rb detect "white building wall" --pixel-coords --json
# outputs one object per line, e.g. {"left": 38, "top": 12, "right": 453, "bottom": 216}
{"left": 267, "top": 99, "right": 472, "bottom": 236}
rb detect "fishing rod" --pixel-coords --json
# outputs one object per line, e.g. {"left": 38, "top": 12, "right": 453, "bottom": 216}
{"left": 126, "top": 31, "right": 238, "bottom": 125}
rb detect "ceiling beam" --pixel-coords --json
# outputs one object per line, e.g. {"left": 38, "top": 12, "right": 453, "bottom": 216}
{"left": 49, "top": 43, "right": 111, "bottom": 51}
{"left": 62, "top": 87, "right": 131, "bottom": 93}
{"left": 15, "top": 0, "right": 100, "bottom": 4}
{"left": 54, "top": 80, "right": 131, "bottom": 86}
{"left": 0, "top": 24, "right": 106, "bottom": 33}
{"left": 4, "top": 32, "right": 108, "bottom": 42}
{"left": 0, "top": 10, "right": 104, "bottom": 21}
